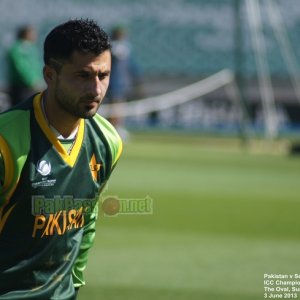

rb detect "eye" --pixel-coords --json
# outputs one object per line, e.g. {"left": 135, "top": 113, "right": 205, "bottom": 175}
{"left": 77, "top": 72, "right": 90, "bottom": 78}
{"left": 98, "top": 72, "right": 110, "bottom": 80}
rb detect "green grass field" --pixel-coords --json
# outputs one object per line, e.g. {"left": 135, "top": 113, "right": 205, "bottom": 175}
{"left": 78, "top": 133, "right": 300, "bottom": 300}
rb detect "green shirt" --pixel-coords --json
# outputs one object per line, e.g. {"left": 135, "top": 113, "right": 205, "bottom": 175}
{"left": 8, "top": 40, "right": 42, "bottom": 87}
{"left": 0, "top": 93, "right": 122, "bottom": 299}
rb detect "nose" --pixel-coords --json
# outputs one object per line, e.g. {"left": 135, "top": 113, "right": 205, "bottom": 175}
{"left": 89, "top": 76, "right": 102, "bottom": 98}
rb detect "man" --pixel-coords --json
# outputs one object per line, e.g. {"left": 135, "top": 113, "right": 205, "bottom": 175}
{"left": 0, "top": 19, "right": 122, "bottom": 299}
{"left": 7, "top": 25, "right": 43, "bottom": 106}
{"left": 106, "top": 25, "right": 142, "bottom": 139}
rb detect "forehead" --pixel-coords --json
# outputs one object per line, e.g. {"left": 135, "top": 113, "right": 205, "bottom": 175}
{"left": 64, "top": 50, "right": 111, "bottom": 71}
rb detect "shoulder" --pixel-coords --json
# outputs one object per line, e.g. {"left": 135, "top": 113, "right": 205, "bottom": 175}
{"left": 91, "top": 113, "right": 123, "bottom": 167}
{"left": 0, "top": 97, "right": 35, "bottom": 201}
{"left": 0, "top": 97, "right": 33, "bottom": 158}
{"left": 0, "top": 97, "right": 33, "bottom": 132}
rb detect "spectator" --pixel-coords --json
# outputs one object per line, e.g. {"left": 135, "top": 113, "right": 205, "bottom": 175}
{"left": 107, "top": 25, "right": 142, "bottom": 137}
{"left": 7, "top": 25, "right": 43, "bottom": 106}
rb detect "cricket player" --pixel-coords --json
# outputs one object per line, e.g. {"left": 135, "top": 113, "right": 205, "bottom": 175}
{"left": 0, "top": 19, "right": 122, "bottom": 299}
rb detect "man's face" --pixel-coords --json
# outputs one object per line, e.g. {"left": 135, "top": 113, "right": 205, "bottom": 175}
{"left": 52, "top": 50, "right": 111, "bottom": 119}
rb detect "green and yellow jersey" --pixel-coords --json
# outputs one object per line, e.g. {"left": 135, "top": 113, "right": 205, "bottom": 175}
{"left": 0, "top": 93, "right": 122, "bottom": 299}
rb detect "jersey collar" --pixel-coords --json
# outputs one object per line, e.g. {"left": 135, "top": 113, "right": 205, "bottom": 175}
{"left": 33, "top": 93, "right": 84, "bottom": 167}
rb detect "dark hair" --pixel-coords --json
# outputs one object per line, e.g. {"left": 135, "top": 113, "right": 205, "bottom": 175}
{"left": 111, "top": 25, "right": 126, "bottom": 40}
{"left": 17, "top": 25, "right": 34, "bottom": 40}
{"left": 44, "top": 19, "right": 111, "bottom": 70}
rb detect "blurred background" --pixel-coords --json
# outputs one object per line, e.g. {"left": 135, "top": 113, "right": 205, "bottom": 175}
{"left": 1, "top": 0, "right": 300, "bottom": 299}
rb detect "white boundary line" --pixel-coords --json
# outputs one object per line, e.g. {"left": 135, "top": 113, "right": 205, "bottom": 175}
{"left": 98, "top": 69, "right": 234, "bottom": 117}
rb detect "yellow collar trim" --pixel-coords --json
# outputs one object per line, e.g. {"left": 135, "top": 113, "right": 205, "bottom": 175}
{"left": 33, "top": 93, "right": 84, "bottom": 167}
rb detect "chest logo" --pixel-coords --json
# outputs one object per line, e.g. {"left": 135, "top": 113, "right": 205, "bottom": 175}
{"left": 89, "top": 154, "right": 101, "bottom": 182}
{"left": 36, "top": 160, "right": 52, "bottom": 176}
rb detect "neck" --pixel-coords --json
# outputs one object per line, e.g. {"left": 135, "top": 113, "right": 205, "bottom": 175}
{"left": 43, "top": 90, "right": 80, "bottom": 138}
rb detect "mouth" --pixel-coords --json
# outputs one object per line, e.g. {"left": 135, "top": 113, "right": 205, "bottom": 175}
{"left": 82, "top": 98, "right": 101, "bottom": 109}
{"left": 84, "top": 101, "right": 99, "bottom": 109}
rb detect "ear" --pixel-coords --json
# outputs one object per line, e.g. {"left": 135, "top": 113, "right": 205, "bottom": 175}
{"left": 43, "top": 65, "right": 56, "bottom": 85}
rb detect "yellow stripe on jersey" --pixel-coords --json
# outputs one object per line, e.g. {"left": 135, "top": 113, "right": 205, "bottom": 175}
{"left": 0, "top": 135, "right": 14, "bottom": 193}
{"left": 0, "top": 203, "right": 16, "bottom": 234}
{"left": 0, "top": 136, "right": 21, "bottom": 209}
{"left": 114, "top": 134, "right": 123, "bottom": 166}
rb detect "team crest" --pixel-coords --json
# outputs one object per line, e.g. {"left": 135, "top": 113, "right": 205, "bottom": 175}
{"left": 89, "top": 154, "right": 101, "bottom": 181}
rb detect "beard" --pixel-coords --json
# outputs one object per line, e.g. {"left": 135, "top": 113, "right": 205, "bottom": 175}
{"left": 54, "top": 82, "right": 102, "bottom": 119}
